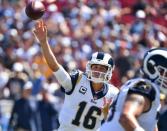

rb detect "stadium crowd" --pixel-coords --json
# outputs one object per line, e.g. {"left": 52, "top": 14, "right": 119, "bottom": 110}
{"left": 0, "top": 0, "right": 166, "bottom": 131}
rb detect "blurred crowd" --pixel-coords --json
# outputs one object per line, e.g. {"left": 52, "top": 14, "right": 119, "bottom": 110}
{"left": 0, "top": 0, "right": 167, "bottom": 131}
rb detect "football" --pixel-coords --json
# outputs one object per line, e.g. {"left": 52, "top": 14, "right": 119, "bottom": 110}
{"left": 25, "top": 1, "right": 45, "bottom": 20}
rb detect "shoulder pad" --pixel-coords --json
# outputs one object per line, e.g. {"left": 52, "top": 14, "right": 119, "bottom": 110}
{"left": 108, "top": 84, "right": 119, "bottom": 90}
{"left": 69, "top": 69, "right": 79, "bottom": 76}
{"left": 107, "top": 84, "right": 119, "bottom": 95}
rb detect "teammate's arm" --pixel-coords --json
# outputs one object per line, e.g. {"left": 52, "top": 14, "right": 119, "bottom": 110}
{"left": 119, "top": 94, "right": 151, "bottom": 131}
{"left": 33, "top": 20, "right": 72, "bottom": 91}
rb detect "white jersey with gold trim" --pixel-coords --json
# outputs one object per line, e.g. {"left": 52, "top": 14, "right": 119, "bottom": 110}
{"left": 58, "top": 72, "right": 119, "bottom": 131}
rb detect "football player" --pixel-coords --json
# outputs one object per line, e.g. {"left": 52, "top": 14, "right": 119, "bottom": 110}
{"left": 33, "top": 20, "right": 119, "bottom": 131}
{"left": 100, "top": 48, "right": 167, "bottom": 131}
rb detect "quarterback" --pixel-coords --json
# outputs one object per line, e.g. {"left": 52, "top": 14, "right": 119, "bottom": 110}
{"left": 33, "top": 20, "right": 119, "bottom": 131}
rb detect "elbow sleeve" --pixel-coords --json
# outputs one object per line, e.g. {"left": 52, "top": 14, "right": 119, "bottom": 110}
{"left": 53, "top": 66, "right": 72, "bottom": 91}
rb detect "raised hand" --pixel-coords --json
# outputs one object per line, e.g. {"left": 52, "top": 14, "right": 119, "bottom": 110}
{"left": 102, "top": 97, "right": 113, "bottom": 120}
{"left": 33, "top": 20, "right": 48, "bottom": 43}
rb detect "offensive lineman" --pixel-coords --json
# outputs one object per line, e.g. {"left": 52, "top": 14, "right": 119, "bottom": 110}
{"left": 100, "top": 48, "right": 167, "bottom": 131}
{"left": 33, "top": 20, "right": 119, "bottom": 131}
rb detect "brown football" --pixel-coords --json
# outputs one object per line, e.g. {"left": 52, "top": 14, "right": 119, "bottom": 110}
{"left": 25, "top": 1, "right": 45, "bottom": 20}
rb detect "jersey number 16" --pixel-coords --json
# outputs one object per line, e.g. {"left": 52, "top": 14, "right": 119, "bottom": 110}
{"left": 72, "top": 101, "right": 101, "bottom": 129}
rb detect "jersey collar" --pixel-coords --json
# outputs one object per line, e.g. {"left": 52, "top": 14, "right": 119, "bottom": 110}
{"left": 90, "top": 82, "right": 108, "bottom": 100}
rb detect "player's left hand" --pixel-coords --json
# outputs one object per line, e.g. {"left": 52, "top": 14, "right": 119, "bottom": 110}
{"left": 101, "top": 97, "right": 112, "bottom": 120}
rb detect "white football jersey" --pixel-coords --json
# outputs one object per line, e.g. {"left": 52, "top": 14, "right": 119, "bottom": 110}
{"left": 100, "top": 78, "right": 160, "bottom": 131}
{"left": 58, "top": 71, "right": 119, "bottom": 131}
